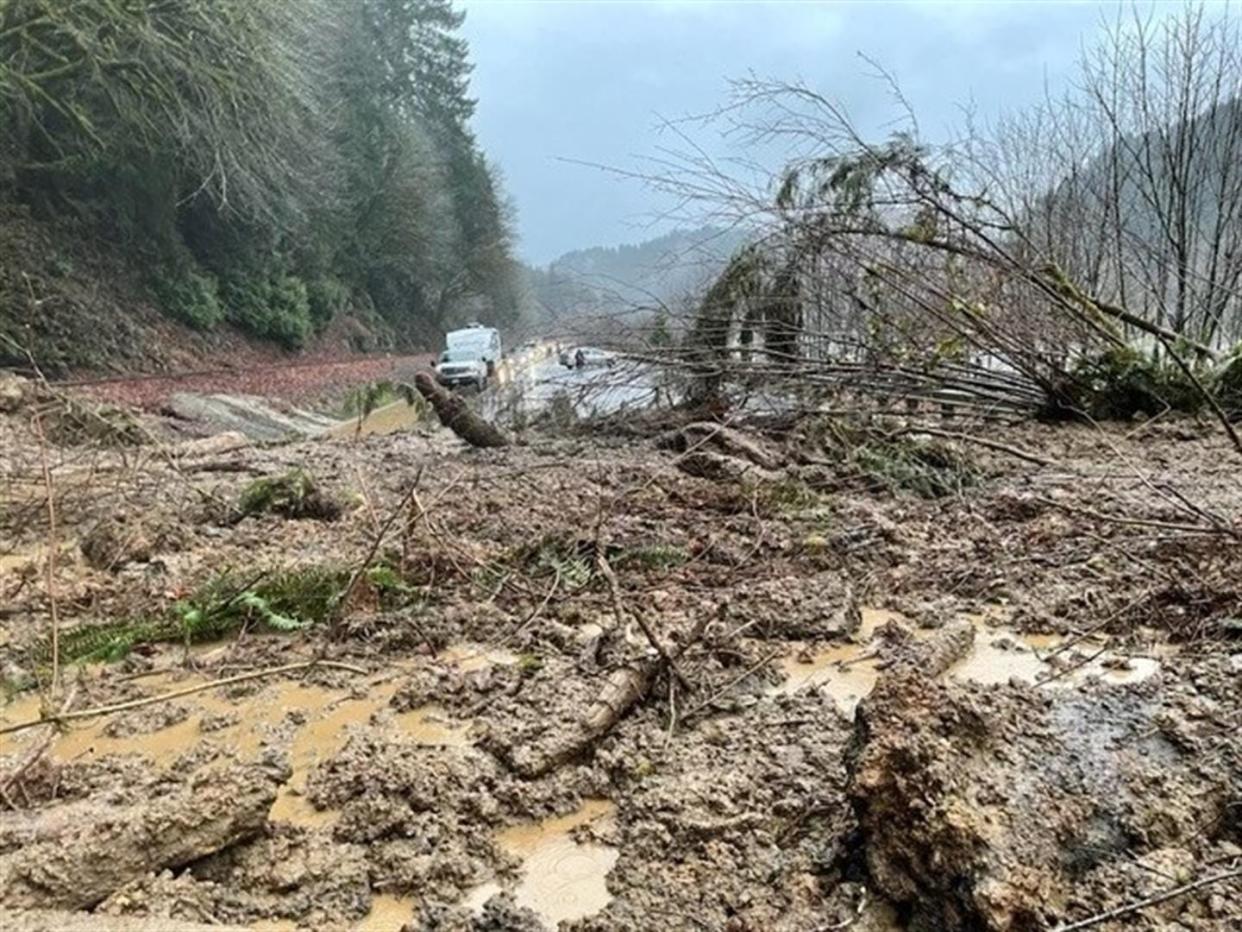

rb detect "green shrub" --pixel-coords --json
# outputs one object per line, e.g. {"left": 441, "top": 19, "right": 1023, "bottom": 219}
{"left": 222, "top": 271, "right": 312, "bottom": 349}
{"left": 46, "top": 559, "right": 429, "bottom": 665}
{"left": 238, "top": 469, "right": 341, "bottom": 521}
{"left": 306, "top": 276, "right": 350, "bottom": 332}
{"left": 613, "top": 544, "right": 689, "bottom": 571}
{"left": 850, "top": 437, "right": 977, "bottom": 498}
{"left": 340, "top": 380, "right": 419, "bottom": 419}
{"left": 50, "top": 567, "right": 348, "bottom": 664}
{"left": 153, "top": 268, "right": 223, "bottom": 330}
{"left": 1060, "top": 346, "right": 1202, "bottom": 420}
{"left": 813, "top": 417, "right": 976, "bottom": 498}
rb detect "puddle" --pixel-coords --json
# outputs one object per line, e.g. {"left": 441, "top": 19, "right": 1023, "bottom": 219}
{"left": 948, "top": 630, "right": 1060, "bottom": 686}
{"left": 354, "top": 893, "right": 416, "bottom": 931}
{"left": 439, "top": 643, "right": 519, "bottom": 672}
{"left": 775, "top": 643, "right": 881, "bottom": 714}
{"left": 0, "top": 674, "right": 256, "bottom": 767}
{"left": 394, "top": 703, "right": 473, "bottom": 747}
{"left": 0, "top": 662, "right": 478, "bottom": 830}
{"left": 771, "top": 608, "right": 1166, "bottom": 711}
{"left": 268, "top": 682, "right": 389, "bottom": 827}
{"left": 464, "top": 799, "right": 619, "bottom": 928}
{"left": 770, "top": 608, "right": 902, "bottom": 713}
{"left": 329, "top": 400, "right": 424, "bottom": 439}
{"left": 0, "top": 541, "right": 75, "bottom": 579}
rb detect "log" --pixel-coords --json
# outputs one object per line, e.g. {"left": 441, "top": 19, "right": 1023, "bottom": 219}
{"left": 0, "top": 910, "right": 251, "bottom": 932}
{"left": 659, "top": 421, "right": 783, "bottom": 470}
{"left": 413, "top": 373, "right": 509, "bottom": 448}
{"left": 515, "top": 614, "right": 710, "bottom": 777}
{"left": 889, "top": 620, "right": 975, "bottom": 677}
{"left": 0, "top": 764, "right": 279, "bottom": 910}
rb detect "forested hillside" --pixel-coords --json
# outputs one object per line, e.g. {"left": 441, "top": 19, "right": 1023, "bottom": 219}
{"left": 0, "top": 0, "right": 519, "bottom": 373}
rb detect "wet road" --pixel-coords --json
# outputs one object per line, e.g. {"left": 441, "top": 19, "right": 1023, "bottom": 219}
{"left": 485, "top": 354, "right": 660, "bottom": 423}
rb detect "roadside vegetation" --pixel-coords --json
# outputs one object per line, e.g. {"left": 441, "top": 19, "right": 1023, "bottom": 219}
{"left": 630, "top": 7, "right": 1242, "bottom": 433}
{"left": 0, "top": 0, "right": 521, "bottom": 369}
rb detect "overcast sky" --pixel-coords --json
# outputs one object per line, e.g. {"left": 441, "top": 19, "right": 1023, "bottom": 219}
{"left": 460, "top": 1, "right": 1169, "bottom": 264}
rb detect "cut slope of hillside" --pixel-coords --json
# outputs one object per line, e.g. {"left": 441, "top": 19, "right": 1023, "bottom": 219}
{"left": 0, "top": 206, "right": 394, "bottom": 378}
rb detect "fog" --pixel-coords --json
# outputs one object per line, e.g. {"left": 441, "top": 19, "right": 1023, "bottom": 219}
{"left": 462, "top": 0, "right": 1145, "bottom": 262}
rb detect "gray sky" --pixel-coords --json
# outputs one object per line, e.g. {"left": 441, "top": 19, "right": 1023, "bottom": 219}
{"left": 460, "top": 1, "right": 1147, "bottom": 264}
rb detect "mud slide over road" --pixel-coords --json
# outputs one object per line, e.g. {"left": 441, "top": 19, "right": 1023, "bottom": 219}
{"left": 1, "top": 370, "right": 1240, "bottom": 930}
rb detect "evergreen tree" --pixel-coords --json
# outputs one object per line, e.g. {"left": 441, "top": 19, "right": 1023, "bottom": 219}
{"left": 0, "top": 0, "right": 519, "bottom": 350}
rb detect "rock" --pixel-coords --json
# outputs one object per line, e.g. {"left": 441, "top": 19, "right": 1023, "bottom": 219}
{"left": 676, "top": 450, "right": 757, "bottom": 482}
{"left": 80, "top": 514, "right": 181, "bottom": 570}
{"left": 166, "top": 393, "right": 338, "bottom": 443}
{"left": 0, "top": 763, "right": 279, "bottom": 910}
{"left": 0, "top": 371, "right": 30, "bottom": 413}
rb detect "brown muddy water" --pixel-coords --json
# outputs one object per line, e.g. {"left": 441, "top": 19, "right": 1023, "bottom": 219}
{"left": 0, "top": 617, "right": 1170, "bottom": 931}
{"left": 463, "top": 799, "right": 619, "bottom": 927}
{"left": 327, "top": 400, "right": 425, "bottom": 439}
{"left": 0, "top": 641, "right": 627, "bottom": 930}
{"left": 328, "top": 798, "right": 619, "bottom": 931}
{"left": 772, "top": 608, "right": 1167, "bottom": 712}
{"left": 0, "top": 648, "right": 499, "bottom": 832}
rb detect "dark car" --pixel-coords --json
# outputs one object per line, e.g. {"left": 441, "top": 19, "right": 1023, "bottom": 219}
{"left": 559, "top": 347, "right": 617, "bottom": 369}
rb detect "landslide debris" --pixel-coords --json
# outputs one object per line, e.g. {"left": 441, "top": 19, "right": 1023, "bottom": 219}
{"left": 236, "top": 468, "right": 342, "bottom": 522}
{"left": 0, "top": 763, "right": 280, "bottom": 910}
{"left": 4, "top": 392, "right": 1242, "bottom": 931}
{"left": 848, "top": 646, "right": 1241, "bottom": 930}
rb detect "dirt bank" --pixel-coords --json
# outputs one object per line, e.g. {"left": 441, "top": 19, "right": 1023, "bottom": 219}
{"left": 1, "top": 387, "right": 1239, "bottom": 930}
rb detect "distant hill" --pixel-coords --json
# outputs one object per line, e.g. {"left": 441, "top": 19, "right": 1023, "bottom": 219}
{"left": 1033, "top": 95, "right": 1242, "bottom": 343}
{"left": 522, "top": 226, "right": 751, "bottom": 324}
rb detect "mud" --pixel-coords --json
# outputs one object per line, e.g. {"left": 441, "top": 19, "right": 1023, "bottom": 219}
{"left": 2, "top": 394, "right": 1241, "bottom": 929}
{"left": 850, "top": 657, "right": 1240, "bottom": 930}
{"left": 770, "top": 608, "right": 1169, "bottom": 714}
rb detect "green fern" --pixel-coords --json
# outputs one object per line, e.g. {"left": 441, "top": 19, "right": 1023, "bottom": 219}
{"left": 235, "top": 590, "right": 307, "bottom": 631}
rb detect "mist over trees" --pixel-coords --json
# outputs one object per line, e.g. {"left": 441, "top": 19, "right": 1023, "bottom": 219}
{"left": 523, "top": 226, "right": 750, "bottom": 327}
{"left": 667, "top": 4, "right": 1242, "bottom": 422}
{"left": 0, "top": 0, "right": 519, "bottom": 351}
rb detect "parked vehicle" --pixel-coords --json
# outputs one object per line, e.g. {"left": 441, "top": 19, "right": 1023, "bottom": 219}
{"left": 434, "top": 348, "right": 490, "bottom": 391}
{"left": 445, "top": 325, "right": 502, "bottom": 376}
{"left": 559, "top": 346, "right": 617, "bottom": 369}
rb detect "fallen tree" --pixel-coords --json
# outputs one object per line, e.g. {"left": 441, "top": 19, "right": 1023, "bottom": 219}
{"left": 413, "top": 373, "right": 510, "bottom": 448}
{"left": 509, "top": 608, "right": 711, "bottom": 778}
{"left": 0, "top": 764, "right": 279, "bottom": 910}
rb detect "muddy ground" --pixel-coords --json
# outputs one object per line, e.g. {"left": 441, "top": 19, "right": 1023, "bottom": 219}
{"left": 1, "top": 377, "right": 1239, "bottom": 931}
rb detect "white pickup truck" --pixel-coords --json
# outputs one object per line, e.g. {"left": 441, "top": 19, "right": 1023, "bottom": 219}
{"left": 433, "top": 349, "right": 489, "bottom": 390}
{"left": 434, "top": 324, "right": 502, "bottom": 391}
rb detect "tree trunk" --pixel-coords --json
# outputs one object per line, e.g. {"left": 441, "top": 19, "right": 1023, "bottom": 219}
{"left": 413, "top": 372, "right": 509, "bottom": 448}
{"left": 0, "top": 764, "right": 278, "bottom": 910}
